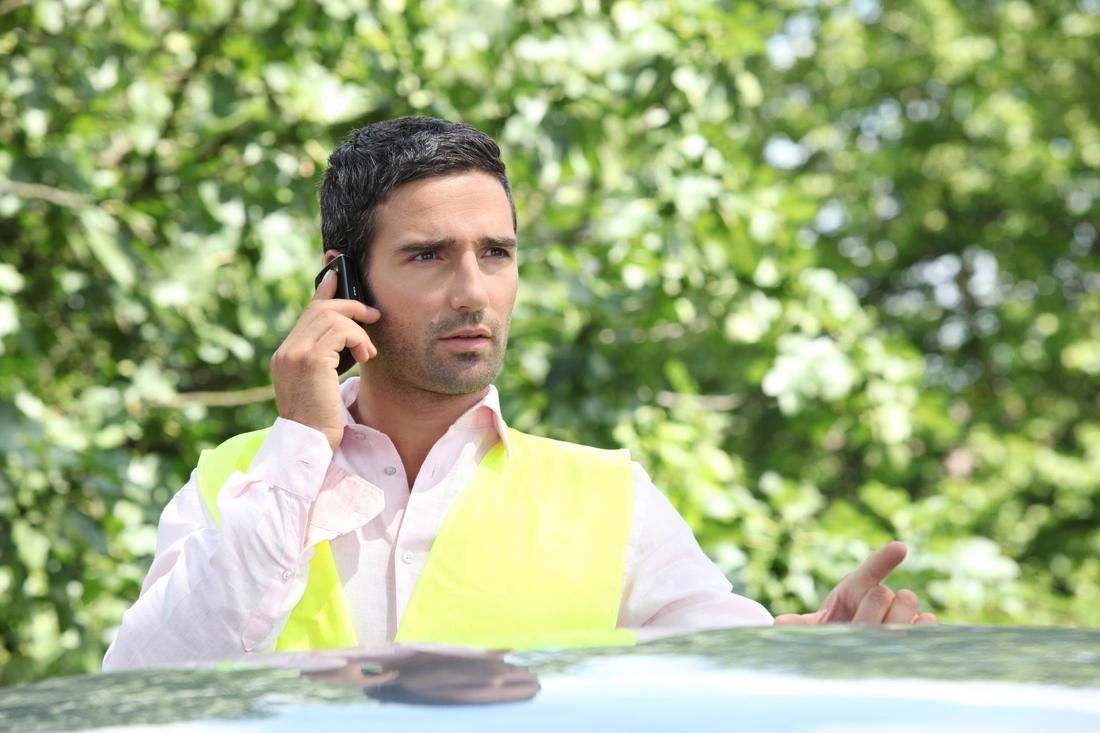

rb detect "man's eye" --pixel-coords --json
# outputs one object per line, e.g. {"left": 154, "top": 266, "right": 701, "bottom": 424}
{"left": 487, "top": 248, "right": 511, "bottom": 258}
{"left": 411, "top": 251, "right": 437, "bottom": 261}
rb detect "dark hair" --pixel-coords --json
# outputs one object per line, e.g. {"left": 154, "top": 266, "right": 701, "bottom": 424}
{"left": 319, "top": 116, "right": 516, "bottom": 270}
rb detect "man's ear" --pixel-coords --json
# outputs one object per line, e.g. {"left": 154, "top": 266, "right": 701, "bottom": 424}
{"left": 322, "top": 249, "right": 342, "bottom": 267}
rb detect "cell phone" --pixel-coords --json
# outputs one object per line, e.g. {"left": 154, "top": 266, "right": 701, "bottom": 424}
{"left": 314, "top": 254, "right": 374, "bottom": 375}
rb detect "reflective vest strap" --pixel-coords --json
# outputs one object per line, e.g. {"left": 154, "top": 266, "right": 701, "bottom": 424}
{"left": 395, "top": 428, "right": 636, "bottom": 650}
{"left": 194, "top": 427, "right": 357, "bottom": 651}
{"left": 273, "top": 540, "right": 357, "bottom": 651}
{"left": 195, "top": 428, "right": 272, "bottom": 524}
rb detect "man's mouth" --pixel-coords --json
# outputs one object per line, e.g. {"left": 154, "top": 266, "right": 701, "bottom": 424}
{"left": 441, "top": 327, "right": 492, "bottom": 339}
{"left": 440, "top": 328, "right": 493, "bottom": 351}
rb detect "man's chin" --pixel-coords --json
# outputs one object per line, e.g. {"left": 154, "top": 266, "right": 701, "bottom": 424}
{"left": 421, "top": 355, "right": 503, "bottom": 396}
{"left": 424, "top": 378, "right": 496, "bottom": 397}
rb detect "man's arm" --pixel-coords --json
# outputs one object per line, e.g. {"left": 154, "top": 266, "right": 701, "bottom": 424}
{"left": 619, "top": 463, "right": 774, "bottom": 630}
{"left": 105, "top": 272, "right": 383, "bottom": 670}
{"left": 620, "top": 464, "right": 936, "bottom": 629}
{"left": 102, "top": 421, "right": 336, "bottom": 671}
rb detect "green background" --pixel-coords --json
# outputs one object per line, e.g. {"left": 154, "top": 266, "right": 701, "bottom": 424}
{"left": 1, "top": 0, "right": 1098, "bottom": 685}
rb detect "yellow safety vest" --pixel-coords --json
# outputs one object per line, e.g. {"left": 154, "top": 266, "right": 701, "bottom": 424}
{"left": 195, "top": 426, "right": 637, "bottom": 651}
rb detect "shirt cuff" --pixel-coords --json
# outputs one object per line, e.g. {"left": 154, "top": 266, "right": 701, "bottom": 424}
{"left": 245, "top": 417, "right": 334, "bottom": 503}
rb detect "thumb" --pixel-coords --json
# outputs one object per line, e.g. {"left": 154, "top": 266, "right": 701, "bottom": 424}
{"left": 314, "top": 269, "right": 337, "bottom": 300}
{"left": 774, "top": 611, "right": 822, "bottom": 626}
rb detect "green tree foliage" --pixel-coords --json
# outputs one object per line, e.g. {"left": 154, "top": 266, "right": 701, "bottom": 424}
{"left": 1, "top": 0, "right": 1097, "bottom": 684}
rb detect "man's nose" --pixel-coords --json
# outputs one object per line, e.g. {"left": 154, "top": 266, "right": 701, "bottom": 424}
{"left": 449, "top": 251, "right": 490, "bottom": 312}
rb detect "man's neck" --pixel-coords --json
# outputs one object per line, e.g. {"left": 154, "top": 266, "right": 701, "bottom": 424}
{"left": 350, "top": 371, "right": 489, "bottom": 487}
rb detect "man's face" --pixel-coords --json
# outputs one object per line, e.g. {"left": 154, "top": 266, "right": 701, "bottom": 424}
{"left": 363, "top": 171, "right": 518, "bottom": 396}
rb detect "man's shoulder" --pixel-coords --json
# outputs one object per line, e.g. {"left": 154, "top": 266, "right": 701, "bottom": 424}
{"left": 506, "top": 427, "right": 631, "bottom": 465}
{"left": 196, "top": 427, "right": 274, "bottom": 496}
{"left": 206, "top": 427, "right": 274, "bottom": 460}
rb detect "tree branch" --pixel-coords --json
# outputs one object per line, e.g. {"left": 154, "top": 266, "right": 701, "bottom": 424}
{"left": 146, "top": 384, "right": 276, "bottom": 408}
{"left": 0, "top": 179, "right": 156, "bottom": 243}
{"left": 0, "top": 179, "right": 90, "bottom": 208}
{"left": 128, "top": 4, "right": 242, "bottom": 203}
{"left": 655, "top": 390, "right": 744, "bottom": 411}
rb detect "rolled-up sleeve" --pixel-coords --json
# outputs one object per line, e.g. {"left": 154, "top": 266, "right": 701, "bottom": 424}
{"left": 619, "top": 463, "right": 773, "bottom": 630}
{"left": 102, "top": 418, "right": 381, "bottom": 671}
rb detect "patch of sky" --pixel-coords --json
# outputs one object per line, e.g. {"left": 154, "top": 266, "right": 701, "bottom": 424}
{"left": 764, "top": 136, "right": 809, "bottom": 170}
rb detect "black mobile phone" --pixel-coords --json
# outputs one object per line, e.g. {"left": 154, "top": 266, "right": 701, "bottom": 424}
{"left": 314, "top": 254, "right": 374, "bottom": 375}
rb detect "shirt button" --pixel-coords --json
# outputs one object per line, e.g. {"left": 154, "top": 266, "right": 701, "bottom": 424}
{"left": 281, "top": 569, "right": 293, "bottom": 581}
{"left": 383, "top": 466, "right": 398, "bottom": 476}
{"left": 401, "top": 551, "right": 413, "bottom": 564}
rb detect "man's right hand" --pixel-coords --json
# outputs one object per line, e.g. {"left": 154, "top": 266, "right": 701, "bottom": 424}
{"left": 270, "top": 269, "right": 381, "bottom": 452}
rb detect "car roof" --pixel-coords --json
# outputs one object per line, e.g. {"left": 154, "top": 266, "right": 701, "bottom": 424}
{"left": 3, "top": 625, "right": 1099, "bottom": 732}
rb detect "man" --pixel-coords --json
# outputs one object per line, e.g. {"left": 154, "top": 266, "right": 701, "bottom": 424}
{"left": 103, "top": 117, "right": 934, "bottom": 671}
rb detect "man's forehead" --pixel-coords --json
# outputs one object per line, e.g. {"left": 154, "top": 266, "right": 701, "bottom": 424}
{"left": 373, "top": 172, "right": 515, "bottom": 243}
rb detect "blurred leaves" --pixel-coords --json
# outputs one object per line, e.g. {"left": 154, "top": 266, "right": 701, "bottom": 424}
{"left": 1, "top": 0, "right": 1098, "bottom": 685}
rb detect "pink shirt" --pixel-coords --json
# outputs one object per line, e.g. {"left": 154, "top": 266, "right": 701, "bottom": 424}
{"left": 103, "top": 379, "right": 771, "bottom": 671}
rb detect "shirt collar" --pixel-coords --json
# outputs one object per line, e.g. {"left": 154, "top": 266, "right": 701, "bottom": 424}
{"left": 338, "top": 377, "right": 511, "bottom": 457}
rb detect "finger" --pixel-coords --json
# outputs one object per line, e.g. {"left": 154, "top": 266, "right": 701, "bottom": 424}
{"left": 348, "top": 337, "right": 373, "bottom": 365}
{"left": 318, "top": 322, "right": 375, "bottom": 364}
{"left": 339, "top": 321, "right": 377, "bottom": 362}
{"left": 913, "top": 612, "right": 938, "bottom": 625}
{"left": 314, "top": 269, "right": 338, "bottom": 300}
{"left": 310, "top": 271, "right": 382, "bottom": 324}
{"left": 310, "top": 299, "right": 381, "bottom": 325}
{"left": 773, "top": 613, "right": 815, "bottom": 626}
{"left": 846, "top": 541, "right": 908, "bottom": 597}
{"left": 883, "top": 589, "right": 919, "bottom": 624}
{"left": 852, "top": 585, "right": 893, "bottom": 624}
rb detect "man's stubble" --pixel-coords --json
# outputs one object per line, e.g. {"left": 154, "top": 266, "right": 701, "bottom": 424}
{"left": 365, "top": 308, "right": 511, "bottom": 397}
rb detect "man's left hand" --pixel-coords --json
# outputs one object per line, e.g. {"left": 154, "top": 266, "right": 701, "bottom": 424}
{"left": 773, "top": 541, "right": 938, "bottom": 626}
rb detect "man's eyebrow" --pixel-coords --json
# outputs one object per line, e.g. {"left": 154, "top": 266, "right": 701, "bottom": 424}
{"left": 392, "top": 237, "right": 456, "bottom": 255}
{"left": 391, "top": 236, "right": 517, "bottom": 255}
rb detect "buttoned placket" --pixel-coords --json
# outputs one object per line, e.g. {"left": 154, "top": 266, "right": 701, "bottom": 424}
{"left": 388, "top": 460, "right": 418, "bottom": 613}
{"left": 330, "top": 380, "right": 513, "bottom": 639}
